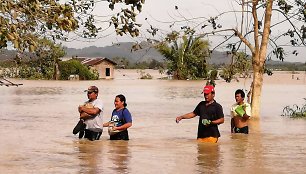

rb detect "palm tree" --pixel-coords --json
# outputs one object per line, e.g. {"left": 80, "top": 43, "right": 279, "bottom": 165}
{"left": 156, "top": 31, "right": 210, "bottom": 80}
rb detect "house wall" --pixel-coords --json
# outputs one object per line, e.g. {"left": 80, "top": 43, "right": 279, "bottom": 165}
{"left": 92, "top": 61, "right": 115, "bottom": 79}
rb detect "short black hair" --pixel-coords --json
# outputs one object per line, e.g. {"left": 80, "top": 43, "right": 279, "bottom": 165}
{"left": 235, "top": 89, "right": 245, "bottom": 98}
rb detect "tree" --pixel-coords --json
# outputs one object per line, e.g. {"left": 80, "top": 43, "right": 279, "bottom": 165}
{"left": 59, "top": 59, "right": 98, "bottom": 80}
{"left": 149, "top": 1, "right": 305, "bottom": 118}
{"left": 227, "top": 1, "right": 305, "bottom": 118}
{"left": 0, "top": 0, "right": 145, "bottom": 52}
{"left": 220, "top": 52, "right": 252, "bottom": 82}
{"left": 156, "top": 30, "right": 210, "bottom": 80}
{"left": 34, "top": 38, "right": 66, "bottom": 80}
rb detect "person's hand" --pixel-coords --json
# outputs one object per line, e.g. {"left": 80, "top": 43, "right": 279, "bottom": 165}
{"left": 202, "top": 119, "right": 211, "bottom": 126}
{"left": 175, "top": 116, "right": 182, "bottom": 123}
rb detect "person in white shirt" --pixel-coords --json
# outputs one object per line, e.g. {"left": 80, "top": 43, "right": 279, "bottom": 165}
{"left": 77, "top": 86, "right": 104, "bottom": 141}
{"left": 230, "top": 89, "right": 251, "bottom": 134}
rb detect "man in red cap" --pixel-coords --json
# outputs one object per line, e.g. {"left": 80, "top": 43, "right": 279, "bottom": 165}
{"left": 175, "top": 85, "right": 224, "bottom": 143}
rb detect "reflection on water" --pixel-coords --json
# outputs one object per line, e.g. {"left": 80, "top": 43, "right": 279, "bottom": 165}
{"left": 74, "top": 140, "right": 104, "bottom": 174}
{"left": 108, "top": 141, "right": 130, "bottom": 173}
{"left": 14, "top": 87, "right": 64, "bottom": 95}
{"left": 197, "top": 143, "right": 220, "bottom": 173}
{"left": 0, "top": 79, "right": 306, "bottom": 173}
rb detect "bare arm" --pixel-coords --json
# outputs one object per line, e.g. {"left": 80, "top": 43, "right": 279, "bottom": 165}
{"left": 103, "top": 122, "right": 110, "bottom": 127}
{"left": 242, "top": 114, "right": 250, "bottom": 121}
{"left": 79, "top": 106, "right": 101, "bottom": 115}
{"left": 211, "top": 117, "right": 224, "bottom": 125}
{"left": 231, "top": 118, "right": 235, "bottom": 133}
{"left": 175, "top": 112, "right": 196, "bottom": 123}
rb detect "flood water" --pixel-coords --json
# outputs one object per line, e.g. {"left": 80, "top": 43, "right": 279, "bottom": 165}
{"left": 0, "top": 78, "right": 305, "bottom": 173}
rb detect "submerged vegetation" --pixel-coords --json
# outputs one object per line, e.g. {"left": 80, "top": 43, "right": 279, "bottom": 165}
{"left": 282, "top": 99, "right": 306, "bottom": 118}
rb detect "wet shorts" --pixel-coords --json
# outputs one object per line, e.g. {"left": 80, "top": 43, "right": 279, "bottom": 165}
{"left": 84, "top": 129, "right": 102, "bottom": 141}
{"left": 110, "top": 130, "right": 129, "bottom": 140}
{"left": 197, "top": 137, "right": 218, "bottom": 143}
{"left": 233, "top": 126, "right": 249, "bottom": 134}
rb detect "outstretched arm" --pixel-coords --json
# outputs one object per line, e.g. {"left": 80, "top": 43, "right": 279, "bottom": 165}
{"left": 176, "top": 112, "right": 196, "bottom": 123}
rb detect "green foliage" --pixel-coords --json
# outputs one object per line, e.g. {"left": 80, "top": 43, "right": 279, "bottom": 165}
{"left": 59, "top": 59, "right": 98, "bottom": 80}
{"left": 156, "top": 30, "right": 210, "bottom": 80}
{"left": 206, "top": 69, "right": 218, "bottom": 86}
{"left": 220, "top": 52, "right": 252, "bottom": 82}
{"left": 0, "top": 0, "right": 78, "bottom": 51}
{"left": 18, "top": 65, "right": 46, "bottom": 80}
{"left": 265, "top": 62, "right": 306, "bottom": 71}
{"left": 148, "top": 59, "right": 164, "bottom": 69}
{"left": 111, "top": 57, "right": 165, "bottom": 69}
{"left": 110, "top": 0, "right": 144, "bottom": 37}
{"left": 282, "top": 99, "right": 306, "bottom": 118}
{"left": 0, "top": 0, "right": 145, "bottom": 52}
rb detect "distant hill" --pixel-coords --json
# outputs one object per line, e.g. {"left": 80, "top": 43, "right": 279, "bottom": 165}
{"left": 0, "top": 42, "right": 303, "bottom": 66}
{"left": 64, "top": 42, "right": 164, "bottom": 63}
{"left": 64, "top": 42, "right": 236, "bottom": 64}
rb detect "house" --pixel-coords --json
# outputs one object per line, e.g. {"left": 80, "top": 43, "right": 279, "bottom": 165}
{"left": 78, "top": 57, "right": 117, "bottom": 79}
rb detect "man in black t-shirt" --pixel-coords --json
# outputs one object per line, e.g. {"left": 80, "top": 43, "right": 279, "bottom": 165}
{"left": 175, "top": 85, "right": 224, "bottom": 143}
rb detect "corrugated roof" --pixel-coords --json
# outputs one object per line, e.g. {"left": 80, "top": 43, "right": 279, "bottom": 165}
{"left": 78, "top": 57, "right": 117, "bottom": 66}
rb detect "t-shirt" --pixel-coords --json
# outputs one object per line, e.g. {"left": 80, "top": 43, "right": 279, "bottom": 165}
{"left": 193, "top": 100, "right": 224, "bottom": 138}
{"left": 230, "top": 102, "right": 251, "bottom": 117}
{"left": 84, "top": 99, "right": 104, "bottom": 132}
{"left": 111, "top": 108, "right": 132, "bottom": 127}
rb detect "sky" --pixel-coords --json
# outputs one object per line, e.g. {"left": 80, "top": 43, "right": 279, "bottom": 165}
{"left": 61, "top": 0, "right": 305, "bottom": 63}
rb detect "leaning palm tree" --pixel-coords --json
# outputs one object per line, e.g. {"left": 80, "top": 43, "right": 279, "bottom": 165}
{"left": 156, "top": 30, "right": 210, "bottom": 80}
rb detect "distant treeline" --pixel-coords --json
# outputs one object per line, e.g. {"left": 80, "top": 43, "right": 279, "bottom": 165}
{"left": 212, "top": 62, "right": 306, "bottom": 71}
{"left": 111, "top": 57, "right": 165, "bottom": 69}
{"left": 1, "top": 56, "right": 305, "bottom": 72}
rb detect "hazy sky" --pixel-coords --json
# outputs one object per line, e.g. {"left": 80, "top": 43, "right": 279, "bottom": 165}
{"left": 62, "top": 0, "right": 305, "bottom": 63}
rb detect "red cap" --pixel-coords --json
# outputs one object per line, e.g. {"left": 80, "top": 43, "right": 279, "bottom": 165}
{"left": 202, "top": 85, "right": 215, "bottom": 94}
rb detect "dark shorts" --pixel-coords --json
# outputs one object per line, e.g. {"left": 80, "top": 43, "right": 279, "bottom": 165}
{"left": 233, "top": 126, "right": 249, "bottom": 134}
{"left": 110, "top": 130, "right": 129, "bottom": 140}
{"left": 84, "top": 129, "right": 102, "bottom": 141}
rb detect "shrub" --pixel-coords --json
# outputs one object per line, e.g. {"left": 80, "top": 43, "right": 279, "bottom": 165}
{"left": 281, "top": 99, "right": 306, "bottom": 118}
{"left": 59, "top": 60, "right": 99, "bottom": 80}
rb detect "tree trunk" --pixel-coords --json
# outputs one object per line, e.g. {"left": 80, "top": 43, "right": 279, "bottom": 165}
{"left": 251, "top": 65, "right": 263, "bottom": 118}
{"left": 53, "top": 62, "right": 60, "bottom": 80}
{"left": 250, "top": 0, "right": 273, "bottom": 118}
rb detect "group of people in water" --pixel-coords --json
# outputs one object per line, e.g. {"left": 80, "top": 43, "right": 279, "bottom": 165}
{"left": 73, "top": 86, "right": 132, "bottom": 141}
{"left": 73, "top": 85, "right": 251, "bottom": 142}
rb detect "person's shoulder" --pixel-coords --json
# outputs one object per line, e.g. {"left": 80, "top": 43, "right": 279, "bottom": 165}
{"left": 93, "top": 98, "right": 103, "bottom": 104}
{"left": 92, "top": 99, "right": 103, "bottom": 108}
{"left": 231, "top": 103, "right": 238, "bottom": 108}
{"left": 123, "top": 108, "right": 131, "bottom": 113}
{"left": 96, "top": 98, "right": 103, "bottom": 102}
{"left": 213, "top": 100, "right": 222, "bottom": 106}
{"left": 198, "top": 101, "right": 206, "bottom": 105}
